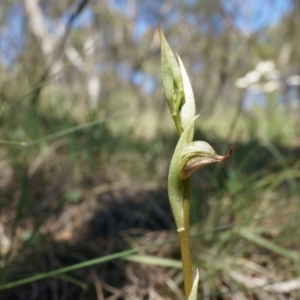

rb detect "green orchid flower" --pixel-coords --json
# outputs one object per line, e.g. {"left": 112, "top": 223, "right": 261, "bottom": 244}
{"left": 158, "top": 25, "right": 232, "bottom": 300}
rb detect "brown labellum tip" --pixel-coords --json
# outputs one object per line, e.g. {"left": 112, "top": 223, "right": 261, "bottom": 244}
{"left": 215, "top": 143, "right": 233, "bottom": 162}
{"left": 228, "top": 143, "right": 234, "bottom": 156}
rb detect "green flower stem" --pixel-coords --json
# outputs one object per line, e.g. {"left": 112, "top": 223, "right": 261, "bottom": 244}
{"left": 178, "top": 178, "right": 193, "bottom": 298}
{"left": 175, "top": 90, "right": 184, "bottom": 113}
{"left": 172, "top": 113, "right": 183, "bottom": 136}
{"left": 183, "top": 178, "right": 191, "bottom": 230}
{"left": 171, "top": 91, "right": 184, "bottom": 135}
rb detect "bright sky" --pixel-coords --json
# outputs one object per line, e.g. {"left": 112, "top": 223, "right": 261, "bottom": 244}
{"left": 222, "top": 0, "right": 292, "bottom": 33}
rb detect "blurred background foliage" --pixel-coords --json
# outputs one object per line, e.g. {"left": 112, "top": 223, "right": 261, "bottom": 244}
{"left": 0, "top": 0, "right": 300, "bottom": 299}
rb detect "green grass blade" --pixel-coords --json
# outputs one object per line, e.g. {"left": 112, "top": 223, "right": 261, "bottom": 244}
{"left": 237, "top": 228, "right": 300, "bottom": 263}
{"left": 122, "top": 255, "right": 182, "bottom": 268}
{"left": 0, "top": 248, "right": 138, "bottom": 291}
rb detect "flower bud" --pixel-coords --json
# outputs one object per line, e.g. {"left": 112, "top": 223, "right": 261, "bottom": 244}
{"left": 158, "top": 24, "right": 183, "bottom": 117}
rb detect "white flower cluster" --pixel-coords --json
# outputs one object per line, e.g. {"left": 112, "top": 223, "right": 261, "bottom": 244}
{"left": 235, "top": 61, "right": 300, "bottom": 93}
{"left": 235, "top": 61, "right": 280, "bottom": 93}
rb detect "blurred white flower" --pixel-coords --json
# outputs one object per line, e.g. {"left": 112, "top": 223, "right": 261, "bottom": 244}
{"left": 244, "top": 70, "right": 260, "bottom": 84}
{"left": 286, "top": 75, "right": 300, "bottom": 86}
{"left": 262, "top": 81, "right": 280, "bottom": 93}
{"left": 235, "top": 77, "right": 248, "bottom": 88}
{"left": 248, "top": 83, "right": 262, "bottom": 92}
{"left": 266, "top": 69, "right": 280, "bottom": 81}
{"left": 234, "top": 60, "right": 283, "bottom": 94}
{"left": 256, "top": 61, "right": 275, "bottom": 74}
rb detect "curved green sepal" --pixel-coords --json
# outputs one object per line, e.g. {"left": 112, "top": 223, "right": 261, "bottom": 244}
{"left": 187, "top": 270, "right": 199, "bottom": 300}
{"left": 168, "top": 116, "right": 197, "bottom": 230}
{"left": 177, "top": 54, "right": 195, "bottom": 130}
